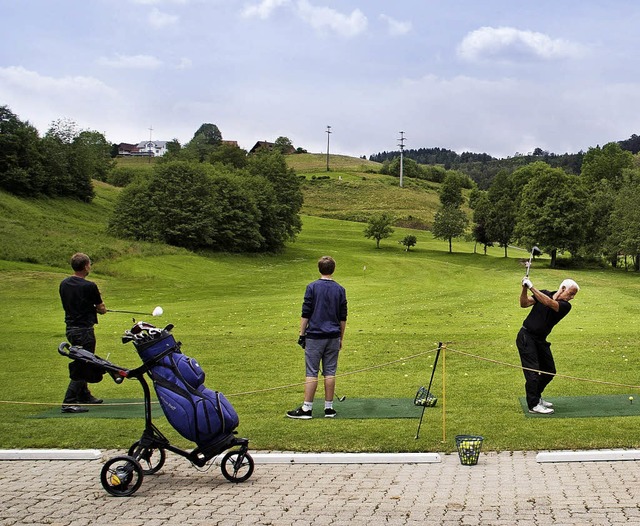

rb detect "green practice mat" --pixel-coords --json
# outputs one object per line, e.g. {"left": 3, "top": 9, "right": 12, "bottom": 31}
{"left": 520, "top": 395, "right": 640, "bottom": 418}
{"left": 31, "top": 399, "right": 164, "bottom": 419}
{"left": 33, "top": 397, "right": 426, "bottom": 420}
{"left": 312, "top": 398, "right": 425, "bottom": 419}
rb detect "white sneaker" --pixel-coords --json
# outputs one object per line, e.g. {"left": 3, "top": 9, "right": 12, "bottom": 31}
{"left": 539, "top": 398, "right": 553, "bottom": 408}
{"left": 529, "top": 403, "right": 554, "bottom": 415}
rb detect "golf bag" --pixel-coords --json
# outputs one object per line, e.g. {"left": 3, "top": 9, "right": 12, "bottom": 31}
{"left": 128, "top": 323, "right": 239, "bottom": 448}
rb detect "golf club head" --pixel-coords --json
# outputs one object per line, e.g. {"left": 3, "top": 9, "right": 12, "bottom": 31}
{"left": 531, "top": 246, "right": 542, "bottom": 257}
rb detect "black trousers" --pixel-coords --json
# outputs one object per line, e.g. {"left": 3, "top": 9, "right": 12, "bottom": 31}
{"left": 516, "top": 327, "right": 556, "bottom": 409}
{"left": 62, "top": 327, "right": 97, "bottom": 405}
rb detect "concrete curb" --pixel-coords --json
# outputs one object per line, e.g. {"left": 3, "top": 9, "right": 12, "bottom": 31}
{"left": 536, "top": 449, "right": 640, "bottom": 463}
{"left": 0, "top": 449, "right": 102, "bottom": 460}
{"left": 250, "top": 452, "right": 441, "bottom": 464}
{"left": 0, "top": 449, "right": 439, "bottom": 463}
{"left": 4, "top": 449, "right": 640, "bottom": 464}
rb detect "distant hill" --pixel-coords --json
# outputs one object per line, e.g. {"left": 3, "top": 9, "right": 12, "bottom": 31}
{"left": 370, "top": 133, "right": 640, "bottom": 189}
{"left": 285, "top": 153, "right": 381, "bottom": 173}
{"left": 287, "top": 153, "right": 444, "bottom": 230}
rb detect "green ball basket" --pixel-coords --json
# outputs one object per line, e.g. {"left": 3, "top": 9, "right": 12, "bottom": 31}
{"left": 455, "top": 434, "right": 484, "bottom": 466}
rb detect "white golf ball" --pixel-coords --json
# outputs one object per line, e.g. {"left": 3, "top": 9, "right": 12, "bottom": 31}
{"left": 152, "top": 306, "right": 163, "bottom": 317}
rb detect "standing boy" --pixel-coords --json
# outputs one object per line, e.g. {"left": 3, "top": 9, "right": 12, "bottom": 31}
{"left": 287, "top": 256, "right": 347, "bottom": 419}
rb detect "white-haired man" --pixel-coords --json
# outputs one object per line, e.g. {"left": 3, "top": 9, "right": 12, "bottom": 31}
{"left": 517, "top": 277, "right": 580, "bottom": 414}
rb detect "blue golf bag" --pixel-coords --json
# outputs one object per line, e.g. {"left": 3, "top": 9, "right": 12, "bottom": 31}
{"left": 128, "top": 323, "right": 239, "bottom": 448}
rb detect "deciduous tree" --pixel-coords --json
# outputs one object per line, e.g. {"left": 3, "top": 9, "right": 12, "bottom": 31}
{"left": 432, "top": 206, "right": 468, "bottom": 253}
{"left": 399, "top": 234, "right": 417, "bottom": 251}
{"left": 364, "top": 213, "right": 394, "bottom": 248}
{"left": 514, "top": 166, "right": 589, "bottom": 267}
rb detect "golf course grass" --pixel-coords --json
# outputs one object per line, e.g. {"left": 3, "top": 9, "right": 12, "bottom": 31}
{"left": 1, "top": 159, "right": 640, "bottom": 454}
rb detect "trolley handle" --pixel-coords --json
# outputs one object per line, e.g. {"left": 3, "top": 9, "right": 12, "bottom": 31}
{"left": 57, "top": 342, "right": 130, "bottom": 384}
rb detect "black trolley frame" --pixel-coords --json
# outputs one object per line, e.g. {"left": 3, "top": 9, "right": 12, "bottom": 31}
{"left": 58, "top": 340, "right": 254, "bottom": 496}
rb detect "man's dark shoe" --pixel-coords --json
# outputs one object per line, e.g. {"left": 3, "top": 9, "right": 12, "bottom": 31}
{"left": 324, "top": 408, "right": 337, "bottom": 418}
{"left": 286, "top": 406, "right": 312, "bottom": 419}
{"left": 81, "top": 396, "right": 103, "bottom": 404}
{"left": 61, "top": 405, "right": 89, "bottom": 414}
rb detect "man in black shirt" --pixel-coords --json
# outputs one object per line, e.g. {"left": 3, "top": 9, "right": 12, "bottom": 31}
{"left": 517, "top": 277, "right": 579, "bottom": 414}
{"left": 59, "top": 253, "right": 107, "bottom": 413}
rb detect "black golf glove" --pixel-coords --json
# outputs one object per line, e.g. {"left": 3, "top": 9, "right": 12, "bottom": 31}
{"left": 297, "top": 335, "right": 306, "bottom": 349}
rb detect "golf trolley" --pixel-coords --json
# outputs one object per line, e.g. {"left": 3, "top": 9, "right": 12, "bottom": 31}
{"left": 58, "top": 322, "right": 254, "bottom": 497}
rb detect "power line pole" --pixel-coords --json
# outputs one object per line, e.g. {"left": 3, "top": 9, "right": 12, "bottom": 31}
{"left": 398, "top": 131, "right": 406, "bottom": 188}
{"left": 148, "top": 125, "right": 154, "bottom": 163}
{"left": 326, "top": 125, "right": 332, "bottom": 171}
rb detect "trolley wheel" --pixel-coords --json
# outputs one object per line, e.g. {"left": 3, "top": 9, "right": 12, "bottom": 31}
{"left": 128, "top": 441, "right": 166, "bottom": 475}
{"left": 220, "top": 449, "right": 254, "bottom": 483}
{"left": 100, "top": 455, "right": 144, "bottom": 497}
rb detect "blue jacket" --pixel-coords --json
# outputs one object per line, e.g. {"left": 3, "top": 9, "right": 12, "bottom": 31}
{"left": 302, "top": 278, "right": 347, "bottom": 339}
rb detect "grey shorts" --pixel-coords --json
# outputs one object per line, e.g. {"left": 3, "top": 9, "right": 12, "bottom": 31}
{"left": 305, "top": 337, "right": 341, "bottom": 377}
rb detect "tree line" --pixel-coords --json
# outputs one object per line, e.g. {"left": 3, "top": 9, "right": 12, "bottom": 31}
{"left": 439, "top": 143, "right": 640, "bottom": 269}
{"left": 0, "top": 106, "right": 112, "bottom": 201}
{"left": 370, "top": 139, "right": 640, "bottom": 190}
{"left": 365, "top": 141, "right": 640, "bottom": 270}
{"left": 0, "top": 107, "right": 303, "bottom": 253}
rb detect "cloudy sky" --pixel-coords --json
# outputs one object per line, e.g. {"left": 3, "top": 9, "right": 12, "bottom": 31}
{"left": 2, "top": 0, "right": 639, "bottom": 159}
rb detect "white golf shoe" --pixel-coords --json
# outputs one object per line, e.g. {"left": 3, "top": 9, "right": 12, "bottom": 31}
{"left": 529, "top": 403, "right": 554, "bottom": 415}
{"left": 539, "top": 397, "right": 553, "bottom": 408}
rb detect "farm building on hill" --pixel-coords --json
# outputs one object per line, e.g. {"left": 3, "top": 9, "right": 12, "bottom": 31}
{"left": 117, "top": 143, "right": 140, "bottom": 156}
{"left": 249, "top": 141, "right": 296, "bottom": 154}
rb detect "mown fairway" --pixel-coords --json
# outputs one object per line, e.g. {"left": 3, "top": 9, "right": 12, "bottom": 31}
{"left": 1, "top": 156, "right": 639, "bottom": 453}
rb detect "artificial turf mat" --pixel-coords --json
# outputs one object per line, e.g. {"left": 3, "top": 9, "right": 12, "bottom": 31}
{"left": 312, "top": 398, "right": 425, "bottom": 419}
{"left": 519, "top": 395, "right": 640, "bottom": 418}
{"left": 31, "top": 399, "right": 164, "bottom": 419}
{"left": 32, "top": 397, "right": 426, "bottom": 419}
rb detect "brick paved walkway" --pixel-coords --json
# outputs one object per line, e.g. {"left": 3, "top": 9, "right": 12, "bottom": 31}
{"left": 1, "top": 451, "right": 639, "bottom": 525}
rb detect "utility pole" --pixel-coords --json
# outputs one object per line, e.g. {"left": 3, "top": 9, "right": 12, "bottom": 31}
{"left": 326, "top": 125, "right": 332, "bottom": 171}
{"left": 148, "top": 125, "right": 154, "bottom": 163}
{"left": 398, "top": 131, "right": 406, "bottom": 188}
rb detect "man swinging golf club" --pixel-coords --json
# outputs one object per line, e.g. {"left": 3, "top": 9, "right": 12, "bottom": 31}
{"left": 59, "top": 253, "right": 107, "bottom": 413}
{"left": 517, "top": 258, "right": 580, "bottom": 414}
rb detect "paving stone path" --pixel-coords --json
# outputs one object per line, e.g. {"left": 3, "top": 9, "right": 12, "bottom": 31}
{"left": 1, "top": 450, "right": 639, "bottom": 525}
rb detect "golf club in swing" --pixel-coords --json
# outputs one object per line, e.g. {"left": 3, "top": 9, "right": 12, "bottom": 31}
{"left": 525, "top": 246, "right": 542, "bottom": 278}
{"left": 107, "top": 306, "right": 164, "bottom": 317}
{"left": 335, "top": 393, "right": 346, "bottom": 402}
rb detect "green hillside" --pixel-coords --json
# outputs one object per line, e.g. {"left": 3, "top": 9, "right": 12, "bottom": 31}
{"left": 286, "top": 152, "right": 381, "bottom": 174}
{"left": 292, "top": 153, "right": 442, "bottom": 228}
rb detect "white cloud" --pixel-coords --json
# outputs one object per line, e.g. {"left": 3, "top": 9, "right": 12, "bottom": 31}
{"left": 296, "top": 0, "right": 367, "bottom": 37}
{"left": 97, "top": 54, "right": 163, "bottom": 70}
{"left": 0, "top": 66, "right": 116, "bottom": 98}
{"left": 458, "top": 26, "right": 585, "bottom": 63}
{"left": 241, "top": 0, "right": 290, "bottom": 19}
{"left": 149, "top": 8, "right": 179, "bottom": 28}
{"left": 0, "top": 66, "right": 120, "bottom": 134}
{"left": 379, "top": 14, "right": 411, "bottom": 36}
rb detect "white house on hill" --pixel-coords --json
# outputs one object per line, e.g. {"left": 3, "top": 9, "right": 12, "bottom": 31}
{"left": 136, "top": 140, "right": 168, "bottom": 157}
